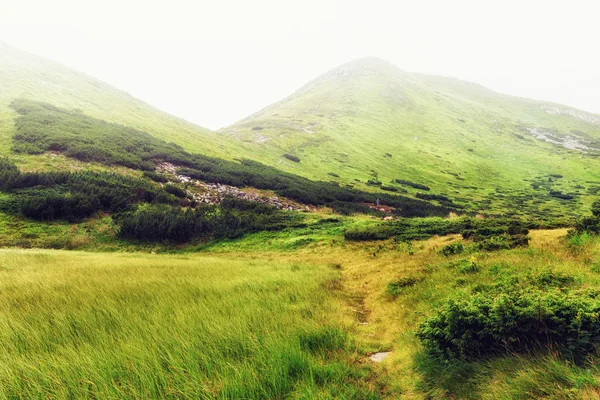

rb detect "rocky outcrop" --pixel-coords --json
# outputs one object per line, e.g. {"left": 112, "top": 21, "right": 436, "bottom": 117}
{"left": 156, "top": 162, "right": 310, "bottom": 211}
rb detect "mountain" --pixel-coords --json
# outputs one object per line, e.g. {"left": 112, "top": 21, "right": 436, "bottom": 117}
{"left": 223, "top": 57, "right": 600, "bottom": 218}
{"left": 0, "top": 42, "right": 241, "bottom": 159}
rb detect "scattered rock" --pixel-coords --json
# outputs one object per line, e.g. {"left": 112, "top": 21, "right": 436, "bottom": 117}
{"left": 155, "top": 162, "right": 306, "bottom": 211}
{"left": 369, "top": 352, "right": 391, "bottom": 363}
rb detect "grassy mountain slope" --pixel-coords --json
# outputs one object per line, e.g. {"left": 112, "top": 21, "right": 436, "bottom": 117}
{"left": 0, "top": 42, "right": 241, "bottom": 159}
{"left": 224, "top": 58, "right": 600, "bottom": 218}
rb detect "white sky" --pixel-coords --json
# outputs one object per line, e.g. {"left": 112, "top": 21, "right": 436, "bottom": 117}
{"left": 1, "top": 0, "right": 599, "bottom": 130}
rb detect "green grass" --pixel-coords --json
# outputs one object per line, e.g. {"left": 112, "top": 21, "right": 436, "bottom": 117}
{"left": 223, "top": 58, "right": 600, "bottom": 218}
{"left": 0, "top": 249, "right": 378, "bottom": 399}
{"left": 3, "top": 46, "right": 600, "bottom": 218}
{"left": 0, "top": 43, "right": 244, "bottom": 161}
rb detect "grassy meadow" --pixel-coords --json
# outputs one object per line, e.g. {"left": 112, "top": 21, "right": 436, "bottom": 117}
{"left": 3, "top": 227, "right": 600, "bottom": 398}
{"left": 0, "top": 249, "right": 378, "bottom": 399}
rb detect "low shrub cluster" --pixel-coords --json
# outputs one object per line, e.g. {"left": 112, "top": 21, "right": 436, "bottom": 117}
{"left": 344, "top": 217, "right": 535, "bottom": 253}
{"left": 416, "top": 193, "right": 450, "bottom": 202}
{"left": 395, "top": 179, "right": 430, "bottom": 191}
{"left": 417, "top": 271, "right": 600, "bottom": 361}
{"left": 550, "top": 191, "right": 574, "bottom": 200}
{"left": 117, "top": 198, "right": 303, "bottom": 243}
{"left": 574, "top": 200, "right": 600, "bottom": 234}
{"left": 143, "top": 171, "right": 168, "bottom": 183}
{"left": 387, "top": 277, "right": 422, "bottom": 297}
{"left": 462, "top": 220, "right": 530, "bottom": 250}
{"left": 0, "top": 158, "right": 175, "bottom": 222}
{"left": 441, "top": 242, "right": 464, "bottom": 256}
{"left": 283, "top": 154, "right": 301, "bottom": 163}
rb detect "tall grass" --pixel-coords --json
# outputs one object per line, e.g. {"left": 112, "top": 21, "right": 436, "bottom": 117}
{"left": 0, "top": 250, "right": 377, "bottom": 399}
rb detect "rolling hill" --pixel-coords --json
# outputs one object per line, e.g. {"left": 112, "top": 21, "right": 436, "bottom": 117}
{"left": 0, "top": 42, "right": 242, "bottom": 160}
{"left": 2, "top": 44, "right": 599, "bottom": 219}
{"left": 223, "top": 57, "right": 600, "bottom": 218}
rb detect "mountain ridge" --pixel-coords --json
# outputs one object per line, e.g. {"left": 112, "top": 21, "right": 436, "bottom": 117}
{"left": 222, "top": 57, "right": 600, "bottom": 218}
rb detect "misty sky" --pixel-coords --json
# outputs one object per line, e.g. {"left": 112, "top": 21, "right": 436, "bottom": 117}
{"left": 1, "top": 0, "right": 599, "bottom": 130}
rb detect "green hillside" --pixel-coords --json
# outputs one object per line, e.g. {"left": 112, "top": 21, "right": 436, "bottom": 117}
{"left": 223, "top": 57, "right": 600, "bottom": 218}
{"left": 0, "top": 42, "right": 241, "bottom": 160}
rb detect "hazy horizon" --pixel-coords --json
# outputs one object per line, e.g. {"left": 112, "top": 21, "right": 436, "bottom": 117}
{"left": 2, "top": 0, "right": 599, "bottom": 130}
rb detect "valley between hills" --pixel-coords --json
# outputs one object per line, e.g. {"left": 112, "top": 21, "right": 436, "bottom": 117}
{"left": 2, "top": 42, "right": 600, "bottom": 398}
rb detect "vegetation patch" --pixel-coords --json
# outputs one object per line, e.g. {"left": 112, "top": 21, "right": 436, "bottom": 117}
{"left": 283, "top": 153, "right": 301, "bottom": 163}
{"left": 10, "top": 100, "right": 450, "bottom": 218}
{"left": 395, "top": 179, "right": 431, "bottom": 191}
{"left": 417, "top": 282, "right": 600, "bottom": 361}
{"left": 387, "top": 276, "right": 422, "bottom": 297}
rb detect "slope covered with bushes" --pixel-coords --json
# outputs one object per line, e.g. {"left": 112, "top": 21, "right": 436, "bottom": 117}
{"left": 10, "top": 100, "right": 451, "bottom": 217}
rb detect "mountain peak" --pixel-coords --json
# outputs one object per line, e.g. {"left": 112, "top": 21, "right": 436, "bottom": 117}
{"left": 324, "top": 56, "right": 403, "bottom": 80}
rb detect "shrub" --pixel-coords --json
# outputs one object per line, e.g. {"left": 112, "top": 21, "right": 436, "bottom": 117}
{"left": 367, "top": 180, "right": 382, "bottom": 186}
{"left": 549, "top": 191, "right": 574, "bottom": 200}
{"left": 476, "top": 234, "right": 529, "bottom": 251}
{"left": 592, "top": 200, "right": 600, "bottom": 217}
{"left": 457, "top": 259, "right": 479, "bottom": 274}
{"left": 416, "top": 193, "right": 451, "bottom": 202}
{"left": 143, "top": 171, "right": 168, "bottom": 183}
{"left": 380, "top": 185, "right": 398, "bottom": 192}
{"left": 344, "top": 224, "right": 395, "bottom": 241}
{"left": 417, "top": 286, "right": 600, "bottom": 361}
{"left": 394, "top": 179, "right": 430, "bottom": 191}
{"left": 118, "top": 199, "right": 303, "bottom": 243}
{"left": 573, "top": 200, "right": 600, "bottom": 234}
{"left": 283, "top": 153, "right": 301, "bottom": 163}
{"left": 441, "top": 242, "right": 463, "bottom": 257}
{"left": 164, "top": 184, "right": 187, "bottom": 198}
{"left": 387, "top": 277, "right": 421, "bottom": 297}
{"left": 0, "top": 159, "right": 176, "bottom": 221}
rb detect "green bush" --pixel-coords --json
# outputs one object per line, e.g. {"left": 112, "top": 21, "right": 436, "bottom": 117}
{"left": 387, "top": 277, "right": 422, "bottom": 297}
{"left": 164, "top": 184, "right": 187, "bottom": 198}
{"left": 476, "top": 234, "right": 530, "bottom": 251}
{"left": 395, "top": 179, "right": 430, "bottom": 191}
{"left": 575, "top": 200, "right": 600, "bottom": 233}
{"left": 118, "top": 198, "right": 303, "bottom": 243}
{"left": 283, "top": 153, "right": 301, "bottom": 163}
{"left": 0, "top": 159, "right": 175, "bottom": 221}
{"left": 344, "top": 224, "right": 395, "bottom": 241}
{"left": 143, "top": 171, "right": 168, "bottom": 183}
{"left": 441, "top": 242, "right": 464, "bottom": 257}
{"left": 417, "top": 286, "right": 600, "bottom": 361}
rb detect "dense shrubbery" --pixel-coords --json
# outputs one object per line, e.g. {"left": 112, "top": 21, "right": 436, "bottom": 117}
{"left": 344, "top": 217, "right": 534, "bottom": 250}
{"left": 283, "top": 154, "right": 301, "bottom": 163}
{"left": 441, "top": 242, "right": 463, "bottom": 256}
{"left": 574, "top": 200, "right": 600, "bottom": 234}
{"left": 549, "top": 191, "right": 574, "bottom": 200}
{"left": 395, "top": 179, "right": 430, "bottom": 191}
{"left": 0, "top": 158, "right": 175, "bottom": 221}
{"left": 143, "top": 171, "right": 169, "bottom": 183}
{"left": 118, "top": 198, "right": 303, "bottom": 243}
{"left": 164, "top": 184, "right": 187, "bottom": 198}
{"left": 417, "top": 271, "right": 600, "bottom": 361}
{"left": 416, "top": 193, "right": 451, "bottom": 202}
{"left": 345, "top": 218, "right": 467, "bottom": 242}
{"left": 10, "top": 100, "right": 451, "bottom": 218}
{"left": 461, "top": 219, "right": 530, "bottom": 250}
